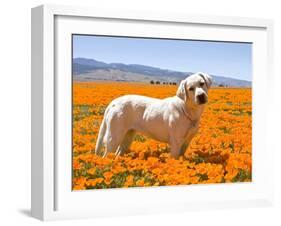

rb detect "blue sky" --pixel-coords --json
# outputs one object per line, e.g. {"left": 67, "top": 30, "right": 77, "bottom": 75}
{"left": 73, "top": 35, "right": 252, "bottom": 81}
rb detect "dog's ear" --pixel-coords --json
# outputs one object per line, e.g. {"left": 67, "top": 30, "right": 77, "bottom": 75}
{"left": 176, "top": 79, "right": 188, "bottom": 101}
{"left": 198, "top": 72, "right": 213, "bottom": 88}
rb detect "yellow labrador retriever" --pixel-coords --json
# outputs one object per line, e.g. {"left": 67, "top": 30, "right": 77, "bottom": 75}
{"left": 95, "top": 72, "right": 212, "bottom": 158}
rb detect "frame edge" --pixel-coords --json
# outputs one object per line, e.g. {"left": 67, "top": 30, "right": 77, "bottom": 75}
{"left": 31, "top": 5, "right": 44, "bottom": 221}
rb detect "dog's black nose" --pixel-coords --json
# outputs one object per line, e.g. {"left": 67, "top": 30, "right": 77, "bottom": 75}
{"left": 197, "top": 94, "right": 207, "bottom": 104}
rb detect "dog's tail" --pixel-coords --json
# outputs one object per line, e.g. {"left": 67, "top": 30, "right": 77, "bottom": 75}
{"left": 94, "top": 118, "right": 106, "bottom": 156}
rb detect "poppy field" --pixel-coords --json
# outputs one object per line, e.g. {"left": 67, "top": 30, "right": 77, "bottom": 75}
{"left": 72, "top": 82, "right": 252, "bottom": 190}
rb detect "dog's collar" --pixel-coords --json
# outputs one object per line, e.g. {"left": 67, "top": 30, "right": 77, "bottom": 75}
{"left": 181, "top": 105, "right": 200, "bottom": 127}
{"left": 182, "top": 106, "right": 196, "bottom": 124}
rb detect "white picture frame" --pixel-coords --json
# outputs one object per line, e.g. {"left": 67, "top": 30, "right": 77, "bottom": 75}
{"left": 31, "top": 4, "right": 274, "bottom": 221}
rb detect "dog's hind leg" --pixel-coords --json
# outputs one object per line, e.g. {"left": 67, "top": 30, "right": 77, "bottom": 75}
{"left": 116, "top": 130, "right": 136, "bottom": 156}
{"left": 103, "top": 117, "right": 128, "bottom": 157}
{"left": 94, "top": 119, "right": 106, "bottom": 156}
{"left": 104, "top": 131, "right": 126, "bottom": 157}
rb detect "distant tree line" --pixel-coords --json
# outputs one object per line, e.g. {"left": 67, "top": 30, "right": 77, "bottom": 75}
{"left": 218, "top": 83, "right": 229, "bottom": 87}
{"left": 150, "top": 80, "right": 177, "bottom": 85}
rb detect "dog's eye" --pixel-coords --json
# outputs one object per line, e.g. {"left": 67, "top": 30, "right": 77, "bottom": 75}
{"left": 200, "top": 82, "right": 204, "bottom": 87}
{"left": 189, "top": 87, "right": 194, "bottom": 91}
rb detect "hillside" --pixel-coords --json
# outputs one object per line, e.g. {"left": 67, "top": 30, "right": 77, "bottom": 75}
{"left": 73, "top": 58, "right": 251, "bottom": 87}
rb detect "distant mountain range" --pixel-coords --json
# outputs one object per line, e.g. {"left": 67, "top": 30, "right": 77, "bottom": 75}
{"left": 73, "top": 57, "right": 251, "bottom": 87}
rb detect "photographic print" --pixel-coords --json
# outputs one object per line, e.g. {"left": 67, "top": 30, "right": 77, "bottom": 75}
{"left": 72, "top": 35, "right": 252, "bottom": 190}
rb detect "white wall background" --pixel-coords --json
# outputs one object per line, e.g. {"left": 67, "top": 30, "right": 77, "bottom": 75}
{"left": 0, "top": 0, "right": 280, "bottom": 225}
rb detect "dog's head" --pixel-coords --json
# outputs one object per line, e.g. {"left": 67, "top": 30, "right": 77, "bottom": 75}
{"left": 176, "top": 72, "right": 212, "bottom": 105}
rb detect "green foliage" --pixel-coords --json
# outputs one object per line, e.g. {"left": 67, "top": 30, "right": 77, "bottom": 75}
{"left": 134, "top": 134, "right": 146, "bottom": 143}
{"left": 196, "top": 173, "right": 209, "bottom": 182}
{"left": 232, "top": 169, "right": 252, "bottom": 182}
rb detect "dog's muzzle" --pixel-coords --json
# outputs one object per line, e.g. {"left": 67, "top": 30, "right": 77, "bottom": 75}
{"left": 197, "top": 93, "right": 207, "bottom": 104}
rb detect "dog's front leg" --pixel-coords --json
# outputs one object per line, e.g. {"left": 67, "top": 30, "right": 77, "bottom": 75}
{"left": 179, "top": 142, "right": 189, "bottom": 156}
{"left": 179, "top": 124, "right": 199, "bottom": 156}
{"left": 169, "top": 136, "right": 184, "bottom": 159}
